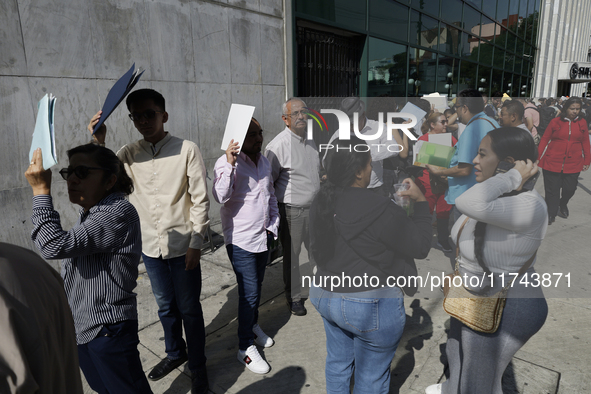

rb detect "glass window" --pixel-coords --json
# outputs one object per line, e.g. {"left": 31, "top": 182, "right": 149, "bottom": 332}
{"left": 463, "top": 5, "right": 482, "bottom": 37}
{"left": 411, "top": 0, "right": 440, "bottom": 18}
{"left": 369, "top": 0, "right": 409, "bottom": 41}
{"left": 409, "top": 11, "right": 439, "bottom": 49}
{"left": 461, "top": 31, "right": 479, "bottom": 61}
{"left": 514, "top": 54, "right": 523, "bottom": 75}
{"left": 503, "top": 73, "right": 515, "bottom": 96}
{"left": 494, "top": 25, "right": 508, "bottom": 48}
{"left": 479, "top": 41, "right": 494, "bottom": 66}
{"left": 465, "top": 0, "right": 481, "bottom": 9}
{"left": 368, "top": 37, "right": 408, "bottom": 97}
{"left": 493, "top": 47, "right": 504, "bottom": 69}
{"left": 527, "top": 0, "right": 536, "bottom": 16}
{"left": 507, "top": 0, "right": 520, "bottom": 32}
{"left": 440, "top": 0, "right": 462, "bottom": 27}
{"left": 483, "top": 1, "right": 497, "bottom": 20}
{"left": 491, "top": 69, "right": 504, "bottom": 95}
{"left": 440, "top": 24, "right": 461, "bottom": 55}
{"left": 479, "top": 16, "right": 497, "bottom": 42}
{"left": 497, "top": 0, "right": 510, "bottom": 26}
{"left": 504, "top": 52, "right": 515, "bottom": 72}
{"left": 295, "top": 0, "right": 366, "bottom": 31}
{"left": 459, "top": 60, "right": 477, "bottom": 91}
{"left": 409, "top": 46, "right": 437, "bottom": 96}
{"left": 437, "top": 55, "right": 458, "bottom": 96}
{"left": 478, "top": 66, "right": 492, "bottom": 94}
{"left": 505, "top": 31, "right": 518, "bottom": 54}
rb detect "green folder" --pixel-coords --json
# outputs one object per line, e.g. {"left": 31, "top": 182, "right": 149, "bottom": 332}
{"left": 414, "top": 141, "right": 455, "bottom": 169}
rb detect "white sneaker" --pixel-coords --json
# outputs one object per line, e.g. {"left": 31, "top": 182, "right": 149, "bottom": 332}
{"left": 237, "top": 345, "right": 270, "bottom": 374}
{"left": 425, "top": 383, "right": 442, "bottom": 394}
{"left": 253, "top": 324, "right": 275, "bottom": 348}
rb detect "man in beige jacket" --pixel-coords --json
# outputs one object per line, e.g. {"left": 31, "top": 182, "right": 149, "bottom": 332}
{"left": 89, "top": 89, "right": 210, "bottom": 394}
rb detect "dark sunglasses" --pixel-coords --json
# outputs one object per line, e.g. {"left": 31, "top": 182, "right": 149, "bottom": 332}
{"left": 59, "top": 166, "right": 108, "bottom": 181}
{"left": 128, "top": 109, "right": 163, "bottom": 122}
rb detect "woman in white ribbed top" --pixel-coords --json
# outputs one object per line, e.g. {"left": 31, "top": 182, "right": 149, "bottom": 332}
{"left": 426, "top": 127, "right": 549, "bottom": 394}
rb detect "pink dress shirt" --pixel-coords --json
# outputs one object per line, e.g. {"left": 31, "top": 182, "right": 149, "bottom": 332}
{"left": 213, "top": 152, "right": 280, "bottom": 253}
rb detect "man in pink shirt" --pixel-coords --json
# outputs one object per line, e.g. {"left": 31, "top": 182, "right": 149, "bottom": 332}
{"left": 212, "top": 118, "right": 279, "bottom": 375}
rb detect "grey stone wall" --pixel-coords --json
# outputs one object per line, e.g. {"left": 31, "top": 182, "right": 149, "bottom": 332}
{"left": 0, "top": 0, "right": 287, "bottom": 266}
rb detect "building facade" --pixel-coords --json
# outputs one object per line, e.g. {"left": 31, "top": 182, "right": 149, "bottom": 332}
{"left": 291, "top": 0, "right": 541, "bottom": 98}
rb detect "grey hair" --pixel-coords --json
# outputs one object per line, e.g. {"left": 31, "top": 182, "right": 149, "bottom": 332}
{"left": 282, "top": 97, "right": 307, "bottom": 115}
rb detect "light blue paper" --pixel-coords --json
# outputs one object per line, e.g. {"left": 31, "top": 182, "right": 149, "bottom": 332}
{"left": 29, "top": 94, "right": 57, "bottom": 169}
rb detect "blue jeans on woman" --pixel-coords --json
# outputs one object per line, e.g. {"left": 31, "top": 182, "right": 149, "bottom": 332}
{"left": 310, "top": 285, "right": 406, "bottom": 394}
{"left": 226, "top": 243, "right": 269, "bottom": 350}
{"left": 142, "top": 253, "right": 206, "bottom": 372}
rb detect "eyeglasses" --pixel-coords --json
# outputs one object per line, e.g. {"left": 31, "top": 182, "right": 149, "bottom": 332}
{"left": 128, "top": 109, "right": 164, "bottom": 122}
{"left": 59, "top": 166, "right": 109, "bottom": 181}
{"left": 283, "top": 110, "right": 307, "bottom": 118}
{"left": 438, "top": 119, "right": 448, "bottom": 124}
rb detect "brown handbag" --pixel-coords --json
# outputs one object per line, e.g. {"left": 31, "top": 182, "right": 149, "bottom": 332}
{"left": 442, "top": 217, "right": 537, "bottom": 333}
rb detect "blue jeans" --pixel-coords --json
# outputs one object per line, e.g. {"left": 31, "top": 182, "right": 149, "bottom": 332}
{"left": 142, "top": 254, "right": 206, "bottom": 372}
{"left": 78, "top": 320, "right": 153, "bottom": 394}
{"left": 226, "top": 244, "right": 270, "bottom": 350}
{"left": 310, "top": 285, "right": 406, "bottom": 394}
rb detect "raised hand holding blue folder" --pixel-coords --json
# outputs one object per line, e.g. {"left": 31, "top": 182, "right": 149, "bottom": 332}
{"left": 29, "top": 94, "right": 57, "bottom": 169}
{"left": 93, "top": 63, "right": 144, "bottom": 134}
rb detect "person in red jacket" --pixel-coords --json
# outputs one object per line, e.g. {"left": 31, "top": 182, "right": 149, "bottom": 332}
{"left": 538, "top": 97, "right": 590, "bottom": 224}
{"left": 416, "top": 112, "right": 458, "bottom": 252}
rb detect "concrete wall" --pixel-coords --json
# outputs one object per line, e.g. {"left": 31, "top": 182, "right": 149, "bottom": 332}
{"left": 0, "top": 0, "right": 287, "bottom": 266}
{"left": 533, "top": 0, "right": 591, "bottom": 97}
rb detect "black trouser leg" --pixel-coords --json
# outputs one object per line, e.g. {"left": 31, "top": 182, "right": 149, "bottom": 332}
{"left": 559, "top": 172, "right": 580, "bottom": 209}
{"left": 542, "top": 169, "right": 561, "bottom": 219}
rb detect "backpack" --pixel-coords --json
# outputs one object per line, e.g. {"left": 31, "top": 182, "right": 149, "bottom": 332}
{"left": 531, "top": 107, "right": 556, "bottom": 137}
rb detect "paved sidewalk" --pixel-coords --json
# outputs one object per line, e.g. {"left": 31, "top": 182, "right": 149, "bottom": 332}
{"left": 80, "top": 171, "right": 591, "bottom": 393}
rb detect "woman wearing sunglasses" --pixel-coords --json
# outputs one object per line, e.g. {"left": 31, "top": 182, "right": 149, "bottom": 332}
{"left": 25, "top": 144, "right": 153, "bottom": 394}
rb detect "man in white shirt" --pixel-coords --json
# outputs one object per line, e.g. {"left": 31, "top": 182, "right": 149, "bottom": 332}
{"left": 265, "top": 98, "right": 320, "bottom": 316}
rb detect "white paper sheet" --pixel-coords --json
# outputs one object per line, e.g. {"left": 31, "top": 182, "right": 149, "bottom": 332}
{"left": 422, "top": 93, "right": 449, "bottom": 112}
{"left": 220, "top": 104, "right": 256, "bottom": 152}
{"left": 428, "top": 133, "right": 452, "bottom": 147}
{"left": 29, "top": 93, "right": 58, "bottom": 169}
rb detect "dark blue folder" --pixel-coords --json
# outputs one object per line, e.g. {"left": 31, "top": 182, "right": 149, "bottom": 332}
{"left": 93, "top": 63, "right": 144, "bottom": 133}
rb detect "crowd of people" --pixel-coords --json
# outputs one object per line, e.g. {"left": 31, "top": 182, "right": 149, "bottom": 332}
{"left": 1, "top": 87, "right": 589, "bottom": 394}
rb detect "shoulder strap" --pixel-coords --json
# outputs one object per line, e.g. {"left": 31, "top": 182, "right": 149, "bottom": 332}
{"left": 454, "top": 216, "right": 470, "bottom": 274}
{"left": 466, "top": 117, "right": 498, "bottom": 129}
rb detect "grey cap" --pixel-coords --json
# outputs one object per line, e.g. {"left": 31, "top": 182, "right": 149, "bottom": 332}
{"left": 340, "top": 97, "right": 365, "bottom": 117}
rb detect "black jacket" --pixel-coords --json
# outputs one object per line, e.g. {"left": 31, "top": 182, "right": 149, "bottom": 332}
{"left": 309, "top": 187, "right": 432, "bottom": 296}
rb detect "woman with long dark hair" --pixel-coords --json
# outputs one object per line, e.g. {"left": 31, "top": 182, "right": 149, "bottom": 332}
{"left": 309, "top": 137, "right": 432, "bottom": 393}
{"left": 538, "top": 97, "right": 590, "bottom": 224}
{"left": 425, "top": 128, "right": 548, "bottom": 394}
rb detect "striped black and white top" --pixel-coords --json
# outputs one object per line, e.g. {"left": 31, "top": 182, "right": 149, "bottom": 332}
{"left": 31, "top": 193, "right": 142, "bottom": 345}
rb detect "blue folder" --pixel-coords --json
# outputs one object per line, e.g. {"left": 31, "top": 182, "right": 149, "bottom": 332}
{"left": 93, "top": 63, "right": 144, "bottom": 133}
{"left": 29, "top": 94, "right": 57, "bottom": 169}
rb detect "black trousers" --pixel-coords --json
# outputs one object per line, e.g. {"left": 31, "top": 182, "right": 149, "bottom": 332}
{"left": 542, "top": 169, "right": 580, "bottom": 218}
{"left": 78, "top": 320, "right": 153, "bottom": 394}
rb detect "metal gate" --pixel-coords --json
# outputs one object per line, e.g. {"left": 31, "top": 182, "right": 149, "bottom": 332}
{"left": 296, "top": 25, "right": 364, "bottom": 97}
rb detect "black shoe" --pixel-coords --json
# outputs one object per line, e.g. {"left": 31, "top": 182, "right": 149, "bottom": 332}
{"left": 148, "top": 355, "right": 188, "bottom": 381}
{"left": 548, "top": 216, "right": 555, "bottom": 225}
{"left": 557, "top": 205, "right": 569, "bottom": 219}
{"left": 191, "top": 366, "right": 209, "bottom": 394}
{"left": 286, "top": 299, "right": 307, "bottom": 316}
